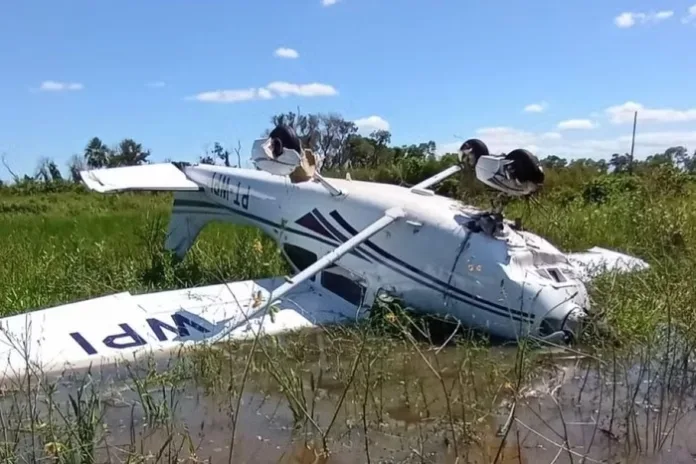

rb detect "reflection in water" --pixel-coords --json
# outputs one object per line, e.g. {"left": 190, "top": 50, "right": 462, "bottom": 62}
{"left": 2, "top": 332, "right": 696, "bottom": 463}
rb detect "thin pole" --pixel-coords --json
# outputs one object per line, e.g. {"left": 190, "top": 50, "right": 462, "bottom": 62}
{"left": 629, "top": 111, "right": 638, "bottom": 173}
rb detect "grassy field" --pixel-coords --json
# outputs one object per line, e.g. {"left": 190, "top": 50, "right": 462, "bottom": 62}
{"left": 2, "top": 168, "right": 696, "bottom": 463}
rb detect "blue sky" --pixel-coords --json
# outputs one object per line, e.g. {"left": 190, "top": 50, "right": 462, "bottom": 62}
{"left": 1, "top": 0, "right": 695, "bottom": 180}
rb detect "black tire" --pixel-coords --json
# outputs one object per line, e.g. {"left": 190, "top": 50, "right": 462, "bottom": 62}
{"left": 504, "top": 148, "right": 544, "bottom": 184}
{"left": 459, "top": 138, "right": 489, "bottom": 164}
{"left": 269, "top": 125, "right": 302, "bottom": 158}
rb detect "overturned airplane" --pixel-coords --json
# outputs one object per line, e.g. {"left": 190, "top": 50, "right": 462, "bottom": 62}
{"left": 0, "top": 127, "right": 649, "bottom": 378}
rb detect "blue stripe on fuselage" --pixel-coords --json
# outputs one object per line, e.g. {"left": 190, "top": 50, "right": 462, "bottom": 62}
{"left": 171, "top": 199, "right": 532, "bottom": 324}
{"left": 313, "top": 210, "right": 533, "bottom": 323}
{"left": 326, "top": 210, "right": 534, "bottom": 322}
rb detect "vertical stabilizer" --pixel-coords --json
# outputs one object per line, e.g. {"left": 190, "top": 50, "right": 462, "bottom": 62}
{"left": 165, "top": 191, "right": 228, "bottom": 259}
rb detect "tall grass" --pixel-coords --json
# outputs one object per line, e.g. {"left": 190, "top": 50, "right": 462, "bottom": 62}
{"left": 2, "top": 167, "right": 696, "bottom": 462}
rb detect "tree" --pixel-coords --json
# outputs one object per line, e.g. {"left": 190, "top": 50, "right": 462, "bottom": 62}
{"left": 609, "top": 153, "right": 631, "bottom": 173}
{"left": 344, "top": 135, "right": 376, "bottom": 168}
{"left": 211, "top": 142, "right": 231, "bottom": 167}
{"left": 109, "top": 139, "right": 151, "bottom": 167}
{"left": 35, "top": 157, "right": 63, "bottom": 182}
{"left": 369, "top": 130, "right": 391, "bottom": 147}
{"left": 67, "top": 154, "right": 86, "bottom": 183}
{"left": 540, "top": 155, "right": 567, "bottom": 170}
{"left": 267, "top": 111, "right": 360, "bottom": 169}
{"left": 199, "top": 154, "right": 215, "bottom": 165}
{"left": 568, "top": 158, "right": 608, "bottom": 173}
{"left": 663, "top": 146, "right": 693, "bottom": 171}
{"left": 198, "top": 141, "right": 240, "bottom": 167}
{"left": 400, "top": 141, "right": 437, "bottom": 160}
{"left": 315, "top": 113, "right": 357, "bottom": 169}
{"left": 84, "top": 137, "right": 111, "bottom": 169}
{"left": 268, "top": 111, "right": 321, "bottom": 152}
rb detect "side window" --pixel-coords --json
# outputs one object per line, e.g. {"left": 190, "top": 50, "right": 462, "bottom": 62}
{"left": 283, "top": 244, "right": 317, "bottom": 274}
{"left": 321, "top": 269, "right": 365, "bottom": 306}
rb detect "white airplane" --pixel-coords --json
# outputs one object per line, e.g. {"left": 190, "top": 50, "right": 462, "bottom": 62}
{"left": 0, "top": 126, "right": 649, "bottom": 379}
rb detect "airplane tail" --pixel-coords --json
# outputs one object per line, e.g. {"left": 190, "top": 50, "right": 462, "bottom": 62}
{"left": 79, "top": 163, "right": 201, "bottom": 193}
{"left": 79, "top": 163, "right": 225, "bottom": 260}
{"left": 566, "top": 246, "right": 650, "bottom": 281}
{"left": 165, "top": 190, "right": 236, "bottom": 259}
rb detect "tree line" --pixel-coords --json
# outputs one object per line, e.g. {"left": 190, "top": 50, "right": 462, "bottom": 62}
{"left": 1, "top": 110, "right": 695, "bottom": 196}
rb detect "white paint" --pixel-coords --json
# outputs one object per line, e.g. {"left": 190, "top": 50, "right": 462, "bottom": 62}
{"left": 0, "top": 278, "right": 359, "bottom": 379}
{"left": 0, "top": 138, "right": 651, "bottom": 379}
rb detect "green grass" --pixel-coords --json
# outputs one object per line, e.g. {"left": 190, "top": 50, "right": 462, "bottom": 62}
{"left": 0, "top": 191, "right": 288, "bottom": 315}
{"left": 3, "top": 169, "right": 696, "bottom": 462}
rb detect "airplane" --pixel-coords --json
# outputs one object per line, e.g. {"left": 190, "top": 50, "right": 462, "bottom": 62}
{"left": 0, "top": 126, "right": 649, "bottom": 380}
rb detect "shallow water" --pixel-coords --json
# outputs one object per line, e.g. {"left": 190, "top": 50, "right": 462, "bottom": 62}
{"left": 2, "top": 338, "right": 696, "bottom": 463}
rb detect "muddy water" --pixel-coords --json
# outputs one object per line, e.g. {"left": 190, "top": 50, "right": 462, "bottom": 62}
{"left": 3, "top": 340, "right": 696, "bottom": 463}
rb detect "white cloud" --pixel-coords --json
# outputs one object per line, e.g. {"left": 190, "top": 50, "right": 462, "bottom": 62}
{"left": 656, "top": 10, "right": 675, "bottom": 19}
{"left": 354, "top": 115, "right": 390, "bottom": 132}
{"left": 438, "top": 127, "right": 696, "bottom": 160}
{"left": 524, "top": 102, "right": 548, "bottom": 113}
{"left": 257, "top": 88, "right": 273, "bottom": 100}
{"left": 274, "top": 47, "right": 299, "bottom": 59}
{"left": 265, "top": 81, "right": 337, "bottom": 97}
{"left": 557, "top": 119, "right": 597, "bottom": 130}
{"left": 605, "top": 101, "right": 696, "bottom": 124}
{"left": 322, "top": 0, "right": 339, "bottom": 6}
{"left": 147, "top": 81, "right": 166, "bottom": 88}
{"left": 473, "top": 127, "right": 542, "bottom": 153}
{"left": 682, "top": 4, "right": 696, "bottom": 23}
{"left": 189, "top": 81, "right": 338, "bottom": 103}
{"left": 541, "top": 132, "right": 562, "bottom": 140}
{"left": 192, "top": 88, "right": 259, "bottom": 103}
{"left": 614, "top": 13, "right": 636, "bottom": 27}
{"left": 439, "top": 99, "right": 696, "bottom": 159}
{"left": 38, "top": 80, "right": 83, "bottom": 92}
{"left": 614, "top": 10, "right": 674, "bottom": 28}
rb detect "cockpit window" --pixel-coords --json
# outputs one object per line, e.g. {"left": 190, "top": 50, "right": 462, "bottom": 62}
{"left": 321, "top": 268, "right": 365, "bottom": 306}
{"left": 537, "top": 267, "right": 568, "bottom": 283}
{"left": 283, "top": 244, "right": 317, "bottom": 274}
{"left": 281, "top": 244, "right": 365, "bottom": 304}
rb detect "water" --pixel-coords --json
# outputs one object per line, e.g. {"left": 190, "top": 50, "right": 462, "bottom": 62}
{"left": 2, "top": 336, "right": 696, "bottom": 463}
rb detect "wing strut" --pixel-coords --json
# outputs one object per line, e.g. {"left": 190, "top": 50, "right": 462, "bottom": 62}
{"left": 211, "top": 207, "right": 406, "bottom": 342}
{"left": 411, "top": 165, "right": 462, "bottom": 191}
{"left": 273, "top": 207, "right": 405, "bottom": 300}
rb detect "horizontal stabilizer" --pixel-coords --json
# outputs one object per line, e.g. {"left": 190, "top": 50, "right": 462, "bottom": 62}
{"left": 0, "top": 278, "right": 359, "bottom": 380}
{"left": 80, "top": 163, "right": 200, "bottom": 193}
{"left": 567, "top": 246, "right": 649, "bottom": 281}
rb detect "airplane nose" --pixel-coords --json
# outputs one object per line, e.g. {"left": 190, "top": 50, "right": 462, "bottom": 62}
{"left": 562, "top": 306, "right": 586, "bottom": 338}
{"left": 538, "top": 306, "right": 587, "bottom": 344}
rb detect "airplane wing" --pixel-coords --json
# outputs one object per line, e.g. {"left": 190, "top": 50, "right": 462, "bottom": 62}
{"left": 0, "top": 277, "right": 359, "bottom": 381}
{"left": 0, "top": 207, "right": 406, "bottom": 380}
{"left": 566, "top": 246, "right": 649, "bottom": 282}
{"left": 80, "top": 163, "right": 200, "bottom": 193}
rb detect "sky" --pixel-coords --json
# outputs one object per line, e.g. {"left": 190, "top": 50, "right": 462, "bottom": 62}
{"left": 1, "top": 0, "right": 695, "bottom": 180}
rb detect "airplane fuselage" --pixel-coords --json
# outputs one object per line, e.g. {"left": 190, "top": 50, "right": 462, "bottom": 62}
{"left": 166, "top": 164, "right": 589, "bottom": 341}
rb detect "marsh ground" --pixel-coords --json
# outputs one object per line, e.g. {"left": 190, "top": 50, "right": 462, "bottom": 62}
{"left": 3, "top": 172, "right": 696, "bottom": 463}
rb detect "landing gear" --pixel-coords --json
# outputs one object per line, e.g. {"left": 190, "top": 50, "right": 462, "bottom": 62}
{"left": 251, "top": 124, "right": 321, "bottom": 184}
{"left": 490, "top": 193, "right": 511, "bottom": 215}
{"left": 268, "top": 125, "right": 303, "bottom": 158}
{"left": 460, "top": 139, "right": 545, "bottom": 199}
{"left": 504, "top": 148, "right": 545, "bottom": 186}
{"left": 458, "top": 138, "right": 490, "bottom": 166}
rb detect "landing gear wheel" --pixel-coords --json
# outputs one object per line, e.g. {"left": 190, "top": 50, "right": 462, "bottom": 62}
{"left": 504, "top": 148, "right": 545, "bottom": 185}
{"left": 269, "top": 125, "right": 303, "bottom": 158}
{"left": 459, "top": 138, "right": 490, "bottom": 166}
